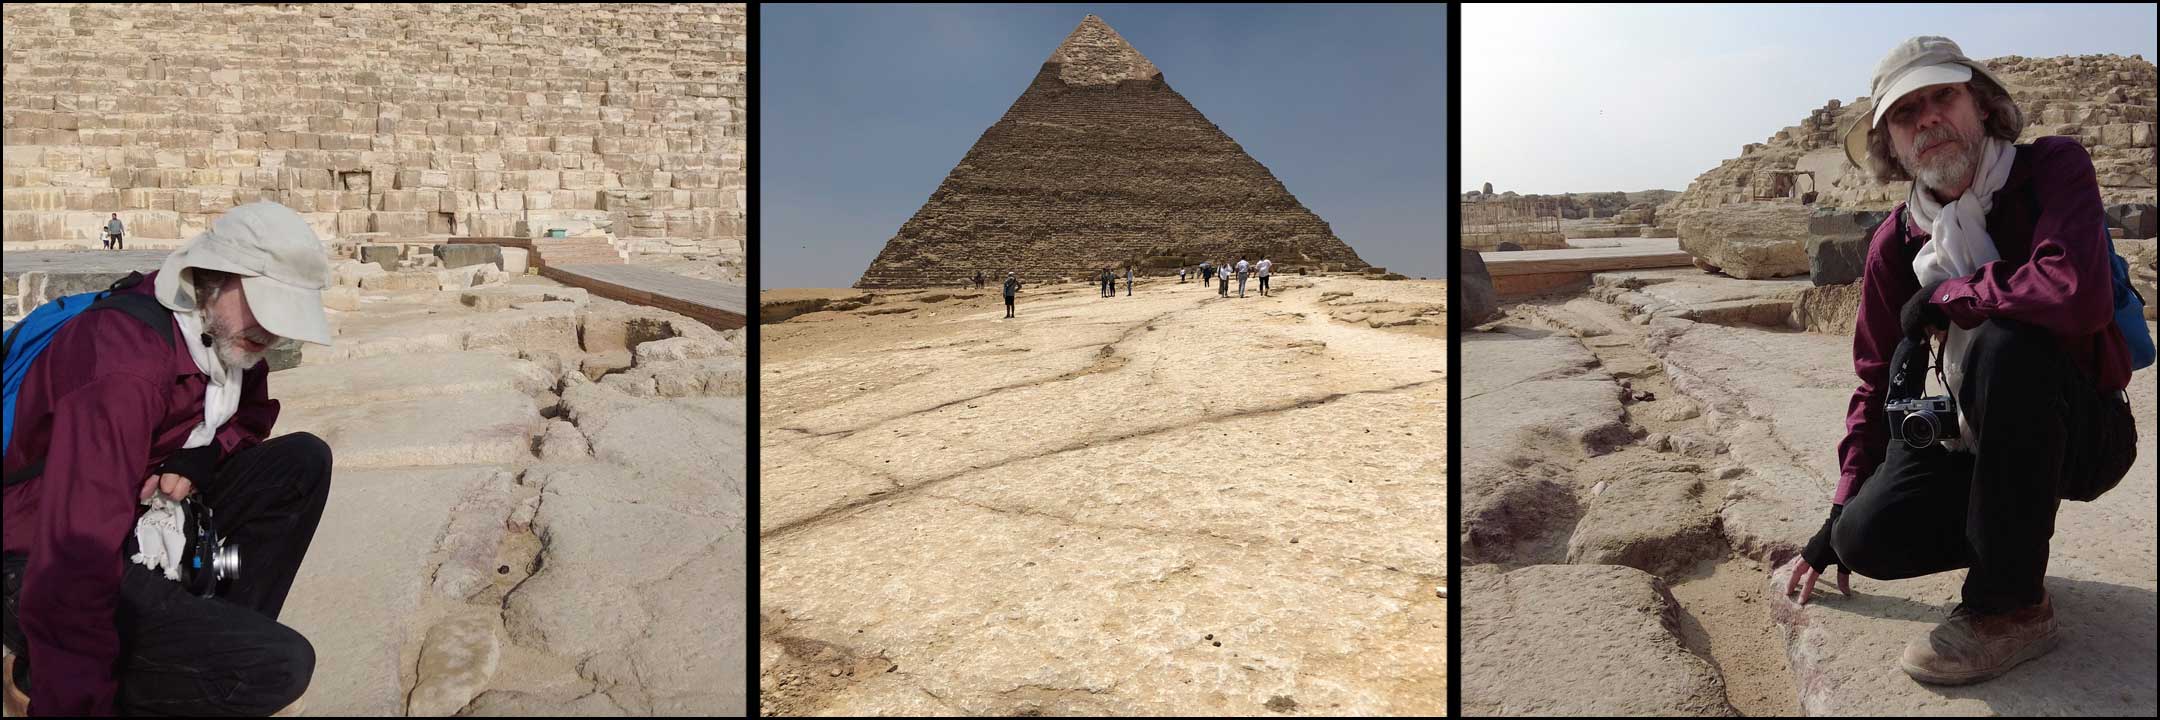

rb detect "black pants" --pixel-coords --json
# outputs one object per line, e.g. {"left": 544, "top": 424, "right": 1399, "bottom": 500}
{"left": 1004, "top": 296, "right": 1015, "bottom": 318}
{"left": 5, "top": 432, "right": 332, "bottom": 715}
{"left": 1260, "top": 276, "right": 1270, "bottom": 294}
{"left": 110, "top": 234, "right": 124, "bottom": 250}
{"left": 1832, "top": 320, "right": 2137, "bottom": 613}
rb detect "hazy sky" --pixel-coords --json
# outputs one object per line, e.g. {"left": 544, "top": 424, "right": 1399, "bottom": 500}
{"left": 1462, "top": 3, "right": 2159, "bottom": 196}
{"left": 761, "top": 4, "right": 1447, "bottom": 289}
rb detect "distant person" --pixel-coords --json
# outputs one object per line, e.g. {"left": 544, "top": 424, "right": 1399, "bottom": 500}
{"left": 1234, "top": 256, "right": 1251, "bottom": 298}
{"left": 1218, "top": 261, "right": 1230, "bottom": 297}
{"left": 1781, "top": 36, "right": 2140, "bottom": 689}
{"left": 975, "top": 269, "right": 984, "bottom": 290}
{"left": 1200, "top": 262, "right": 1212, "bottom": 288}
{"left": 1180, "top": 267, "right": 1188, "bottom": 283}
{"left": 104, "top": 214, "right": 125, "bottom": 250}
{"left": 1099, "top": 267, "right": 1113, "bottom": 298}
{"left": 1257, "top": 257, "right": 1273, "bottom": 296}
{"left": 1125, "top": 267, "right": 1133, "bottom": 296}
{"left": 1001, "top": 272, "right": 1020, "bottom": 318}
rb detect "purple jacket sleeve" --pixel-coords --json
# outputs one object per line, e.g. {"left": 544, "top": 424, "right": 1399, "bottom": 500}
{"left": 1836, "top": 209, "right": 1917, "bottom": 505}
{"left": 23, "top": 374, "right": 166, "bottom": 717}
{"left": 1933, "top": 139, "right": 2114, "bottom": 335}
{"left": 211, "top": 363, "right": 281, "bottom": 460}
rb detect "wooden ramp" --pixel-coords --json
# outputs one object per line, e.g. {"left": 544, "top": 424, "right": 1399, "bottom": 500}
{"left": 1481, "top": 241, "right": 1694, "bottom": 297}
{"left": 540, "top": 263, "right": 747, "bottom": 330}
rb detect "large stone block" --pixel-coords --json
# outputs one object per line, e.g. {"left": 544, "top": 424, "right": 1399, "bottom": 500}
{"left": 2105, "top": 203, "right": 2157, "bottom": 240}
{"left": 433, "top": 243, "right": 503, "bottom": 270}
{"left": 1460, "top": 247, "right": 1500, "bottom": 326}
{"left": 1804, "top": 208, "right": 1891, "bottom": 286}
{"left": 360, "top": 243, "right": 401, "bottom": 271}
{"left": 1677, "top": 204, "right": 1813, "bottom": 279}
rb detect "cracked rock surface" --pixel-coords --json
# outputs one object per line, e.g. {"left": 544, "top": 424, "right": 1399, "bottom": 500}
{"left": 1492, "top": 272, "right": 2157, "bottom": 716}
{"left": 269, "top": 274, "right": 746, "bottom": 715}
{"left": 760, "top": 276, "right": 1447, "bottom": 715}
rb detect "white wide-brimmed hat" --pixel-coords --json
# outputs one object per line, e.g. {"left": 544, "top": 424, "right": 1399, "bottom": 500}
{"left": 154, "top": 201, "right": 334, "bottom": 346}
{"left": 1842, "top": 36, "right": 2011, "bottom": 170}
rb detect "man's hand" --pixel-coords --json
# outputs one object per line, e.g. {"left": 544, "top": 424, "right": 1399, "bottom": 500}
{"left": 139, "top": 472, "right": 192, "bottom": 503}
{"left": 1786, "top": 503, "right": 1852, "bottom": 604}
{"left": 1784, "top": 556, "right": 1851, "bottom": 605}
{"left": 1899, "top": 281, "right": 1949, "bottom": 337}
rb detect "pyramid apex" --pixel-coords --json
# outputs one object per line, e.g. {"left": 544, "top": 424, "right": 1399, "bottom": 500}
{"left": 1046, "top": 14, "right": 1160, "bottom": 86}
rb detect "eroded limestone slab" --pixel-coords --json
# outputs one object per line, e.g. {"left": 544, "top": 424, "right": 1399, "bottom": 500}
{"left": 1463, "top": 564, "right": 1735, "bottom": 716}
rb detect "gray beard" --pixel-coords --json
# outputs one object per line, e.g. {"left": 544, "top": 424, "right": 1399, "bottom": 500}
{"left": 1906, "top": 136, "right": 1980, "bottom": 195}
{"left": 214, "top": 338, "right": 265, "bottom": 370}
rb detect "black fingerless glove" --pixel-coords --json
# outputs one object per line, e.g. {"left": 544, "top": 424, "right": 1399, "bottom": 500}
{"left": 1899, "top": 282, "right": 1948, "bottom": 338}
{"left": 155, "top": 445, "right": 223, "bottom": 487}
{"left": 1802, "top": 504, "right": 1845, "bottom": 571}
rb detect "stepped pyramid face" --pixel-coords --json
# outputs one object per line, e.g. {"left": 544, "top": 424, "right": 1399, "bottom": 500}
{"left": 855, "top": 14, "right": 1369, "bottom": 288}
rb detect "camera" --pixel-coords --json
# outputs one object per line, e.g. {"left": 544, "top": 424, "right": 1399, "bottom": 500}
{"left": 180, "top": 497, "right": 239, "bottom": 598}
{"left": 1885, "top": 333, "right": 1959, "bottom": 449}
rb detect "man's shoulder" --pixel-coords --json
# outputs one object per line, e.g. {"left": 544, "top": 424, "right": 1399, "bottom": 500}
{"left": 2021, "top": 135, "right": 2094, "bottom": 169}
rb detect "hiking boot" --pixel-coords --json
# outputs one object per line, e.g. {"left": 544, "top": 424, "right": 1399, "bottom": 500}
{"left": 1899, "top": 593, "right": 2060, "bottom": 685}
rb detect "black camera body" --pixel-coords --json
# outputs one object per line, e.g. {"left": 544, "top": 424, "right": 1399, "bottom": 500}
{"left": 180, "top": 497, "right": 239, "bottom": 598}
{"left": 1885, "top": 333, "right": 1960, "bottom": 449}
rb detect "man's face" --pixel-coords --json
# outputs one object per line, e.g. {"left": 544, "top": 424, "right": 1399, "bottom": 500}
{"left": 1886, "top": 81, "right": 1990, "bottom": 194}
{"left": 204, "top": 276, "right": 279, "bottom": 368}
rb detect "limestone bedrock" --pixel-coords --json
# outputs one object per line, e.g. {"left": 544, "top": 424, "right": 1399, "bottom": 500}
{"left": 760, "top": 275, "right": 1447, "bottom": 716}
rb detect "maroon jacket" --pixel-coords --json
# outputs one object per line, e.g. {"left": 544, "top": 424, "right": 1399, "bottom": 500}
{"left": 1, "top": 271, "right": 278, "bottom": 716}
{"left": 1837, "top": 137, "right": 2131, "bottom": 505}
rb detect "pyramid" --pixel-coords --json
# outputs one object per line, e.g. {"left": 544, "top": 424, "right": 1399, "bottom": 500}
{"left": 855, "top": 15, "right": 1370, "bottom": 288}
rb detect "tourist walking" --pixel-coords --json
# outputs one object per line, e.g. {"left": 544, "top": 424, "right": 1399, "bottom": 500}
{"left": 104, "top": 213, "right": 125, "bottom": 250}
{"left": 1001, "top": 272, "right": 1020, "bottom": 318}
{"left": 1218, "top": 261, "right": 1230, "bottom": 297}
{"left": 1235, "top": 256, "right": 1251, "bottom": 298}
{"left": 975, "top": 269, "right": 984, "bottom": 290}
{"left": 1125, "top": 267, "right": 1133, "bottom": 296}
{"left": 1257, "top": 256, "right": 1273, "bottom": 296}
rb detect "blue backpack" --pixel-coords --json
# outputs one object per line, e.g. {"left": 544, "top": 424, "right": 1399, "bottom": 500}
{"left": 2, "top": 272, "right": 175, "bottom": 487}
{"left": 2102, "top": 228, "right": 2155, "bottom": 370}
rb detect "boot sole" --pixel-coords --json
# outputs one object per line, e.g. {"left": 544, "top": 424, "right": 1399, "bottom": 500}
{"left": 1900, "top": 628, "right": 2062, "bottom": 686}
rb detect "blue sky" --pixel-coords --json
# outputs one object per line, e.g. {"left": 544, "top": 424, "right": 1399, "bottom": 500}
{"left": 1462, "top": 3, "right": 2159, "bottom": 196}
{"left": 760, "top": 4, "right": 1447, "bottom": 289}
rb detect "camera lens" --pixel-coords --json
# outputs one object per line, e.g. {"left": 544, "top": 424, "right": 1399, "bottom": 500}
{"left": 214, "top": 544, "right": 240, "bottom": 583}
{"left": 1901, "top": 413, "right": 1938, "bottom": 447}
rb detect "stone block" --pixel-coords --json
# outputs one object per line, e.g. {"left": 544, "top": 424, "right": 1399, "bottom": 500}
{"left": 360, "top": 243, "right": 401, "bottom": 271}
{"left": 501, "top": 247, "right": 530, "bottom": 275}
{"left": 1461, "top": 247, "right": 1500, "bottom": 326}
{"left": 374, "top": 211, "right": 428, "bottom": 236}
{"left": 2105, "top": 203, "right": 2157, "bottom": 239}
{"left": 433, "top": 243, "right": 503, "bottom": 270}
{"left": 361, "top": 270, "right": 443, "bottom": 292}
{"left": 1804, "top": 208, "right": 1890, "bottom": 286}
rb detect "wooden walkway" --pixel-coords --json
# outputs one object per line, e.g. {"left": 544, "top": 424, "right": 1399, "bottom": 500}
{"left": 540, "top": 263, "right": 747, "bottom": 330}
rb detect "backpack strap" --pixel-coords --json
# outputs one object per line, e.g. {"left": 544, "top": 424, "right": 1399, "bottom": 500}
{"left": 1, "top": 273, "right": 176, "bottom": 488}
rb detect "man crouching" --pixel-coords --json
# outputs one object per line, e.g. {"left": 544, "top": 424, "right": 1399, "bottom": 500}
{"left": 1780, "top": 37, "right": 2140, "bottom": 687}
{"left": 3, "top": 201, "right": 337, "bottom": 715}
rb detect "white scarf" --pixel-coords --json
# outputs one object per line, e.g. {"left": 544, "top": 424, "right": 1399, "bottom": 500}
{"left": 169, "top": 306, "right": 246, "bottom": 450}
{"left": 1907, "top": 135, "right": 2016, "bottom": 450}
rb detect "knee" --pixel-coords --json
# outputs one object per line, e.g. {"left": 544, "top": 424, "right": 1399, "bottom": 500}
{"left": 1829, "top": 508, "right": 1885, "bottom": 579}
{"left": 279, "top": 432, "right": 333, "bottom": 472}
{"left": 252, "top": 626, "right": 316, "bottom": 711}
{"left": 273, "top": 432, "right": 334, "bottom": 495}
